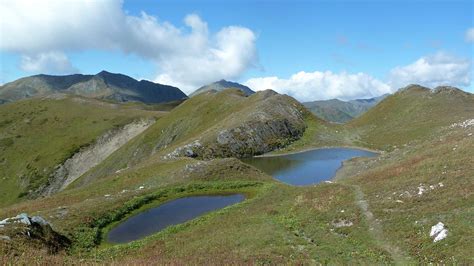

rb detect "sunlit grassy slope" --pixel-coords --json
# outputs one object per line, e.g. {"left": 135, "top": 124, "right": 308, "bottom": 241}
{"left": 349, "top": 85, "right": 474, "bottom": 150}
{"left": 0, "top": 85, "right": 472, "bottom": 264}
{"left": 74, "top": 89, "right": 308, "bottom": 187}
{"left": 0, "top": 95, "right": 161, "bottom": 207}
{"left": 335, "top": 119, "right": 473, "bottom": 263}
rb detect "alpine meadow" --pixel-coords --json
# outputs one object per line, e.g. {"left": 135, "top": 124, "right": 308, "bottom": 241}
{"left": 0, "top": 0, "right": 473, "bottom": 264}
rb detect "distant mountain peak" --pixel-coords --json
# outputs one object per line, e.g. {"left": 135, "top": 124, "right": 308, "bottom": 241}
{"left": 303, "top": 94, "right": 389, "bottom": 123}
{"left": 189, "top": 80, "right": 255, "bottom": 97}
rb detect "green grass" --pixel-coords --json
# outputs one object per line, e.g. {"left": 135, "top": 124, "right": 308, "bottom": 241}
{"left": 1, "top": 152, "right": 390, "bottom": 264}
{"left": 1, "top": 86, "right": 472, "bottom": 263}
{"left": 348, "top": 86, "right": 474, "bottom": 151}
{"left": 335, "top": 125, "right": 474, "bottom": 263}
{"left": 74, "top": 89, "right": 307, "bottom": 187}
{"left": 0, "top": 96, "right": 160, "bottom": 207}
{"left": 95, "top": 183, "right": 390, "bottom": 264}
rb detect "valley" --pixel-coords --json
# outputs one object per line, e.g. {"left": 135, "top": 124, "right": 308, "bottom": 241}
{"left": 0, "top": 79, "right": 472, "bottom": 264}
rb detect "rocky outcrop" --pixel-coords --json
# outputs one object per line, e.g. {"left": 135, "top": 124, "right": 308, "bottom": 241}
{"left": 0, "top": 213, "right": 70, "bottom": 254}
{"left": 39, "top": 119, "right": 154, "bottom": 195}
{"left": 164, "top": 91, "right": 307, "bottom": 159}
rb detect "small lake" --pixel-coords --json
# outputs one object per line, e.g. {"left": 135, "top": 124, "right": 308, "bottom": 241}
{"left": 243, "top": 148, "right": 377, "bottom": 186}
{"left": 107, "top": 194, "right": 244, "bottom": 243}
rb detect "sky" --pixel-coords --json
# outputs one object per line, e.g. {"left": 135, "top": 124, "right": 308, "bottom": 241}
{"left": 1, "top": 0, "right": 473, "bottom": 101}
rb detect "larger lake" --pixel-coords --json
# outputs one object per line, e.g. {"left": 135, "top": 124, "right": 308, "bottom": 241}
{"left": 243, "top": 148, "right": 377, "bottom": 186}
{"left": 107, "top": 194, "right": 244, "bottom": 243}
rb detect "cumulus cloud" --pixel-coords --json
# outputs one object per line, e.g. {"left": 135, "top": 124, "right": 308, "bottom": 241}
{"left": 20, "top": 52, "right": 77, "bottom": 74}
{"left": 465, "top": 28, "right": 474, "bottom": 43}
{"left": 388, "top": 52, "right": 471, "bottom": 89}
{"left": 0, "top": 0, "right": 257, "bottom": 93}
{"left": 245, "top": 71, "right": 392, "bottom": 101}
{"left": 245, "top": 52, "right": 472, "bottom": 102}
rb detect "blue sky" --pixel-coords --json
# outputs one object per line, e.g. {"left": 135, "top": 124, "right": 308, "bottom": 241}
{"left": 1, "top": 0, "right": 473, "bottom": 100}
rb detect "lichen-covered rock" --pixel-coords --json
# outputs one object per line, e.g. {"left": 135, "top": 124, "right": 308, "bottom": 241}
{"left": 0, "top": 213, "right": 70, "bottom": 254}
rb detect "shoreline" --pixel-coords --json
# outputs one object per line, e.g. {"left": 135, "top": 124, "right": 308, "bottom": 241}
{"left": 255, "top": 145, "right": 383, "bottom": 158}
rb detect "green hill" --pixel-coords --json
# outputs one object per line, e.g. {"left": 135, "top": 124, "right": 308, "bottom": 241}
{"left": 0, "top": 83, "right": 472, "bottom": 264}
{"left": 74, "top": 89, "right": 309, "bottom": 187}
{"left": 349, "top": 85, "right": 474, "bottom": 150}
{"left": 0, "top": 95, "right": 161, "bottom": 207}
{"left": 0, "top": 71, "right": 187, "bottom": 104}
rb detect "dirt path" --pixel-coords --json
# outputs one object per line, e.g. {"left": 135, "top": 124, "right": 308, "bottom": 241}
{"left": 352, "top": 184, "right": 413, "bottom": 265}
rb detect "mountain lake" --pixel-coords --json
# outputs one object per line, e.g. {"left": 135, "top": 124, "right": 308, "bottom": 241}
{"left": 243, "top": 147, "right": 377, "bottom": 186}
{"left": 107, "top": 194, "right": 245, "bottom": 243}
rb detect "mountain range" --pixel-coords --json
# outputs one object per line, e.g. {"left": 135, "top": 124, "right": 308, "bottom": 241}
{"left": 1, "top": 71, "right": 473, "bottom": 264}
{"left": 303, "top": 94, "right": 388, "bottom": 123}
{"left": 0, "top": 71, "right": 187, "bottom": 104}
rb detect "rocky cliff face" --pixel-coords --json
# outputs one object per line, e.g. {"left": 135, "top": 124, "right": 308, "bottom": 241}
{"left": 38, "top": 119, "right": 154, "bottom": 196}
{"left": 164, "top": 91, "right": 307, "bottom": 159}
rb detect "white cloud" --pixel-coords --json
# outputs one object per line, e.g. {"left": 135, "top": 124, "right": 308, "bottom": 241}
{"left": 388, "top": 52, "right": 471, "bottom": 89}
{"left": 245, "top": 52, "right": 472, "bottom": 102}
{"left": 465, "top": 28, "right": 474, "bottom": 43}
{"left": 0, "top": 0, "right": 257, "bottom": 93}
{"left": 245, "top": 71, "right": 392, "bottom": 101}
{"left": 20, "top": 52, "right": 77, "bottom": 74}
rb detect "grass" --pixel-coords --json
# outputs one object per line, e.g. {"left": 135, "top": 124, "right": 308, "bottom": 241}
{"left": 1, "top": 86, "right": 473, "bottom": 263}
{"left": 1, "top": 151, "right": 390, "bottom": 264}
{"left": 0, "top": 95, "right": 160, "bottom": 207}
{"left": 73, "top": 89, "right": 307, "bottom": 187}
{"left": 335, "top": 124, "right": 474, "bottom": 263}
{"left": 348, "top": 85, "right": 474, "bottom": 151}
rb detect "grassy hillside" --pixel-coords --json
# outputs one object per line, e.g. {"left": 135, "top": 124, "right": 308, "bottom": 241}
{"left": 74, "top": 89, "right": 308, "bottom": 187}
{"left": 335, "top": 118, "right": 474, "bottom": 263}
{"left": 349, "top": 85, "right": 474, "bottom": 150}
{"left": 1, "top": 155, "right": 392, "bottom": 264}
{"left": 0, "top": 95, "right": 161, "bottom": 207}
{"left": 0, "top": 84, "right": 472, "bottom": 263}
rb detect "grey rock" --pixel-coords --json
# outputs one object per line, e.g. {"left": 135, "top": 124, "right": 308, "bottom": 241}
{"left": 31, "top": 216, "right": 50, "bottom": 226}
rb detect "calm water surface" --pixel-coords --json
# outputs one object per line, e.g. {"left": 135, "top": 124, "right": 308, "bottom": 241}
{"left": 107, "top": 194, "right": 244, "bottom": 243}
{"left": 243, "top": 148, "right": 376, "bottom": 186}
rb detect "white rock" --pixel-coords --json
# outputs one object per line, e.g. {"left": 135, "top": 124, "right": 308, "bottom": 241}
{"left": 434, "top": 229, "right": 448, "bottom": 242}
{"left": 15, "top": 213, "right": 31, "bottom": 225}
{"left": 430, "top": 222, "right": 448, "bottom": 242}
{"left": 430, "top": 222, "right": 444, "bottom": 237}
{"left": 104, "top": 194, "right": 111, "bottom": 197}
{"left": 395, "top": 200, "right": 404, "bottom": 203}
{"left": 418, "top": 185, "right": 425, "bottom": 195}
{"left": 138, "top": 186, "right": 145, "bottom": 190}
{"left": 31, "top": 216, "right": 49, "bottom": 226}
